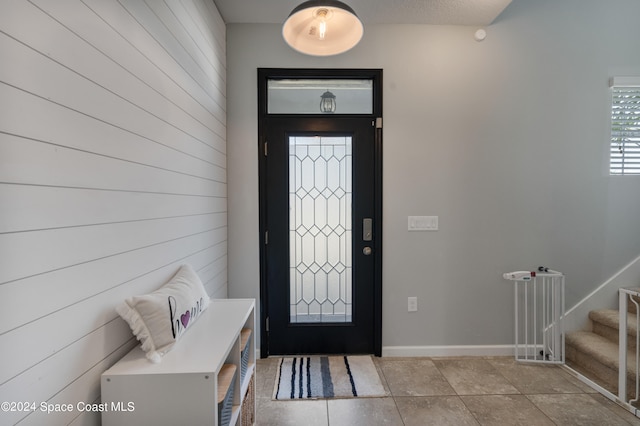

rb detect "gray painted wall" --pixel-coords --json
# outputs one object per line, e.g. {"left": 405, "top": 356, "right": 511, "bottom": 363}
{"left": 227, "top": 0, "right": 640, "bottom": 351}
{"left": 0, "top": 1, "right": 226, "bottom": 424}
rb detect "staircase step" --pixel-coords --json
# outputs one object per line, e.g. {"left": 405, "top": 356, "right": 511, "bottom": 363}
{"left": 589, "top": 309, "right": 638, "bottom": 347}
{"left": 566, "top": 330, "right": 637, "bottom": 394}
{"left": 623, "top": 291, "right": 640, "bottom": 314}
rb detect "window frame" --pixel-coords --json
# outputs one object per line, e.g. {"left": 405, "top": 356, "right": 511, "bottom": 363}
{"left": 609, "top": 77, "right": 640, "bottom": 176}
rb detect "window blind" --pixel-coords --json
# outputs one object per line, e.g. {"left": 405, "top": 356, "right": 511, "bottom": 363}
{"left": 610, "top": 78, "right": 640, "bottom": 175}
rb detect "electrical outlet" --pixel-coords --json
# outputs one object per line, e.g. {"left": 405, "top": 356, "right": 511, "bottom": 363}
{"left": 408, "top": 296, "right": 418, "bottom": 312}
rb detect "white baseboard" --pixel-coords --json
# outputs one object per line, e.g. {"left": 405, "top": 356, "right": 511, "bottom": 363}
{"left": 382, "top": 345, "right": 514, "bottom": 357}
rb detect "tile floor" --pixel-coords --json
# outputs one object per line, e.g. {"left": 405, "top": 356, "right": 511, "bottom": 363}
{"left": 254, "top": 356, "right": 640, "bottom": 426}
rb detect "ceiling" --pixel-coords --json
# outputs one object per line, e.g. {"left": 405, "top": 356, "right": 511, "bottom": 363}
{"left": 212, "top": 0, "right": 513, "bottom": 27}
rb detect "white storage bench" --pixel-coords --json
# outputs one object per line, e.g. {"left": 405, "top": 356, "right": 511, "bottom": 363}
{"left": 101, "top": 298, "right": 255, "bottom": 426}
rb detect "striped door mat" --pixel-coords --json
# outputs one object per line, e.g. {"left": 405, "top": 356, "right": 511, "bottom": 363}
{"left": 272, "top": 355, "right": 386, "bottom": 400}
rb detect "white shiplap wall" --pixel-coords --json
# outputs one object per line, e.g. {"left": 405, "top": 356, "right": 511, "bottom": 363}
{"left": 0, "top": 0, "right": 226, "bottom": 424}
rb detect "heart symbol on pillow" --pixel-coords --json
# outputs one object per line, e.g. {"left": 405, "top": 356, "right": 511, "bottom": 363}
{"left": 180, "top": 311, "right": 191, "bottom": 328}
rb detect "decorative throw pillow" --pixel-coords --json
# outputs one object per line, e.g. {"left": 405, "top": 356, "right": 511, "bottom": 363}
{"left": 116, "top": 264, "right": 210, "bottom": 363}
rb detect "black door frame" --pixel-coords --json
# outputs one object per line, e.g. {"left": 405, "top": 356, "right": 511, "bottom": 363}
{"left": 257, "top": 68, "right": 383, "bottom": 357}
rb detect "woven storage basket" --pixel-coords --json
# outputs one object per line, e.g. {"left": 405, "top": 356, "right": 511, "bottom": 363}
{"left": 218, "top": 364, "right": 236, "bottom": 426}
{"left": 240, "top": 328, "right": 252, "bottom": 383}
{"left": 241, "top": 373, "right": 255, "bottom": 426}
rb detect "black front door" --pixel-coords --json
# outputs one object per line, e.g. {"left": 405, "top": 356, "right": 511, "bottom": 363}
{"left": 258, "top": 69, "right": 382, "bottom": 357}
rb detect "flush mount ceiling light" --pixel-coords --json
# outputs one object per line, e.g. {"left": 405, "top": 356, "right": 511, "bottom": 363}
{"left": 283, "top": 0, "right": 363, "bottom": 56}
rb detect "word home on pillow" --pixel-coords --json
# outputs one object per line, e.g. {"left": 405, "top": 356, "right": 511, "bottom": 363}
{"left": 116, "top": 264, "right": 210, "bottom": 363}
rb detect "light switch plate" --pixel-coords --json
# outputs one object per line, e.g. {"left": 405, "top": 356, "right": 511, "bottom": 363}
{"left": 408, "top": 297, "right": 418, "bottom": 312}
{"left": 408, "top": 216, "right": 438, "bottom": 231}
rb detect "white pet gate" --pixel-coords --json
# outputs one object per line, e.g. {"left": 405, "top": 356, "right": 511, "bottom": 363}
{"left": 503, "top": 267, "right": 565, "bottom": 364}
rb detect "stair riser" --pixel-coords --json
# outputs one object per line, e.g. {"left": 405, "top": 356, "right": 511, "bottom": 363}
{"left": 567, "top": 344, "right": 637, "bottom": 399}
{"left": 626, "top": 296, "right": 640, "bottom": 314}
{"left": 592, "top": 322, "right": 637, "bottom": 350}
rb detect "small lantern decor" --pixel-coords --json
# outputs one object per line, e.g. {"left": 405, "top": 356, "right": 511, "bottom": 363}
{"left": 320, "top": 90, "right": 336, "bottom": 113}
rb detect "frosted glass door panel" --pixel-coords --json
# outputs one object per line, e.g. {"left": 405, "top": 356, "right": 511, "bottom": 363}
{"left": 289, "top": 135, "right": 352, "bottom": 323}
